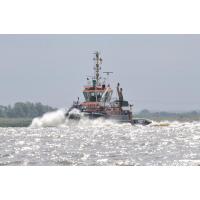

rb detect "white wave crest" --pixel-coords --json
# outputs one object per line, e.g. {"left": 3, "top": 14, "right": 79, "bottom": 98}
{"left": 30, "top": 109, "right": 66, "bottom": 128}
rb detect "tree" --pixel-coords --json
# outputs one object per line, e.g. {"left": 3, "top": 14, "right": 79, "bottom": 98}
{"left": 0, "top": 102, "right": 56, "bottom": 118}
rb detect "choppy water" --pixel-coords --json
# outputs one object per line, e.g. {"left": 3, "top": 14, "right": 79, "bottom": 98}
{"left": 1, "top": 114, "right": 200, "bottom": 166}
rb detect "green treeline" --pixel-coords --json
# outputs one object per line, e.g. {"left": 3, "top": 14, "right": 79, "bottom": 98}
{"left": 0, "top": 102, "right": 200, "bottom": 127}
{"left": 0, "top": 102, "right": 56, "bottom": 118}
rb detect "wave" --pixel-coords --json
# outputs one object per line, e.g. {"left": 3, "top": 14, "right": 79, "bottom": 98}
{"left": 30, "top": 108, "right": 200, "bottom": 129}
{"left": 30, "top": 109, "right": 66, "bottom": 128}
{"left": 30, "top": 108, "right": 125, "bottom": 128}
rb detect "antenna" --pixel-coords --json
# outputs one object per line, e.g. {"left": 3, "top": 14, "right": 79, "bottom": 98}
{"left": 93, "top": 51, "right": 103, "bottom": 84}
{"left": 103, "top": 72, "right": 113, "bottom": 85}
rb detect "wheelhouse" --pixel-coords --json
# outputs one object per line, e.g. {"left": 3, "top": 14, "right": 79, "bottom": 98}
{"left": 83, "top": 86, "right": 113, "bottom": 103}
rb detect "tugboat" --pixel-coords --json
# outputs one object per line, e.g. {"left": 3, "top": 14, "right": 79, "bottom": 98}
{"left": 65, "top": 51, "right": 151, "bottom": 125}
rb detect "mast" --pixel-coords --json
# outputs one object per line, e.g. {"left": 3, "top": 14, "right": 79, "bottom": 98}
{"left": 93, "top": 51, "right": 103, "bottom": 85}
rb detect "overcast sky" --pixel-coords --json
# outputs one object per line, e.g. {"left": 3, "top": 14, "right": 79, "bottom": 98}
{"left": 0, "top": 35, "right": 199, "bottom": 111}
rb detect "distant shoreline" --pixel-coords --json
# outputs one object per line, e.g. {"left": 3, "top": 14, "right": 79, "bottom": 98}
{"left": 1, "top": 103, "right": 200, "bottom": 127}
{"left": 0, "top": 102, "right": 56, "bottom": 127}
{"left": 0, "top": 118, "right": 32, "bottom": 127}
{"left": 135, "top": 109, "right": 200, "bottom": 122}
{"left": 1, "top": 115, "right": 200, "bottom": 128}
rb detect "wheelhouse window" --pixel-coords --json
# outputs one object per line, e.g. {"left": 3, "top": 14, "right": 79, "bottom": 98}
{"left": 83, "top": 92, "right": 103, "bottom": 102}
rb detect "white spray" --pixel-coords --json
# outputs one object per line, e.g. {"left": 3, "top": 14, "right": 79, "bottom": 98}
{"left": 29, "top": 107, "right": 121, "bottom": 128}
{"left": 30, "top": 109, "right": 66, "bottom": 128}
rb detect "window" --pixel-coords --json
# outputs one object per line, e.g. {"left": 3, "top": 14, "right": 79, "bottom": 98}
{"left": 83, "top": 92, "right": 105, "bottom": 102}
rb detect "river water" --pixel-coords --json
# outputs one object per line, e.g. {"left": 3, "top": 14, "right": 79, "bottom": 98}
{"left": 1, "top": 112, "right": 200, "bottom": 166}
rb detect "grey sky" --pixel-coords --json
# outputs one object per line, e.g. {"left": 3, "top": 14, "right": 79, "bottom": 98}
{"left": 0, "top": 35, "right": 199, "bottom": 111}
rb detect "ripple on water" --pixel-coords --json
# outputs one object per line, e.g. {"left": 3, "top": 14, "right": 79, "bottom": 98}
{"left": 1, "top": 121, "right": 200, "bottom": 165}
